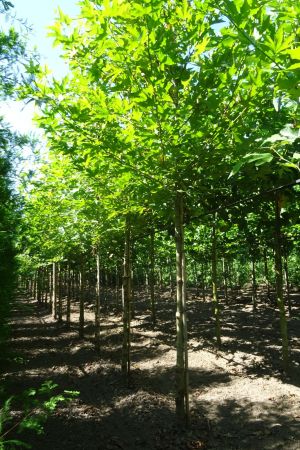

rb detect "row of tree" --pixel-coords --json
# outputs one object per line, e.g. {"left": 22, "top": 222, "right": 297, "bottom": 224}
{"left": 0, "top": 0, "right": 35, "bottom": 363}
{"left": 4, "top": 0, "right": 300, "bottom": 425}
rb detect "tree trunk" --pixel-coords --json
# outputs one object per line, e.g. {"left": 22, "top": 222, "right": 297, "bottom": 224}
{"left": 66, "top": 265, "right": 71, "bottom": 326}
{"left": 251, "top": 257, "right": 257, "bottom": 312}
{"left": 37, "top": 268, "right": 42, "bottom": 304}
{"left": 150, "top": 228, "right": 156, "bottom": 327}
{"left": 58, "top": 264, "right": 63, "bottom": 322}
{"left": 168, "top": 257, "right": 174, "bottom": 297}
{"left": 283, "top": 253, "right": 292, "bottom": 316}
{"left": 202, "top": 263, "right": 206, "bottom": 302}
{"left": 95, "top": 251, "right": 101, "bottom": 351}
{"left": 174, "top": 190, "right": 189, "bottom": 426}
{"left": 193, "top": 262, "right": 199, "bottom": 296}
{"left": 115, "top": 265, "right": 120, "bottom": 304}
{"left": 212, "top": 219, "right": 221, "bottom": 347}
{"left": 131, "top": 269, "right": 135, "bottom": 320}
{"left": 122, "top": 216, "right": 132, "bottom": 384}
{"left": 274, "top": 194, "right": 289, "bottom": 373}
{"left": 79, "top": 266, "right": 85, "bottom": 339}
{"left": 263, "top": 247, "right": 271, "bottom": 301}
{"left": 52, "top": 262, "right": 57, "bottom": 319}
{"left": 222, "top": 257, "right": 228, "bottom": 304}
{"left": 145, "top": 272, "right": 149, "bottom": 294}
{"left": 44, "top": 266, "right": 49, "bottom": 305}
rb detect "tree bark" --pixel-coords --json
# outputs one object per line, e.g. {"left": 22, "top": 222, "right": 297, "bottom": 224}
{"left": 52, "top": 262, "right": 57, "bottom": 319}
{"left": 174, "top": 190, "right": 189, "bottom": 426}
{"left": 58, "top": 264, "right": 63, "bottom": 323}
{"left": 222, "top": 257, "right": 228, "bottom": 304}
{"left": 95, "top": 251, "right": 101, "bottom": 351}
{"left": 122, "top": 215, "right": 132, "bottom": 384}
{"left": 263, "top": 247, "right": 271, "bottom": 301}
{"left": 212, "top": 219, "right": 221, "bottom": 347}
{"left": 115, "top": 265, "right": 120, "bottom": 304}
{"left": 202, "top": 263, "right": 206, "bottom": 302}
{"left": 283, "top": 252, "right": 292, "bottom": 316}
{"left": 168, "top": 257, "right": 174, "bottom": 297}
{"left": 150, "top": 228, "right": 156, "bottom": 327}
{"left": 251, "top": 256, "right": 257, "bottom": 312}
{"left": 66, "top": 265, "right": 71, "bottom": 326}
{"left": 274, "top": 194, "right": 289, "bottom": 373}
{"left": 79, "top": 265, "right": 85, "bottom": 339}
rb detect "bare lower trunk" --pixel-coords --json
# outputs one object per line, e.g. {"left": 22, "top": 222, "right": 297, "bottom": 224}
{"left": 264, "top": 248, "right": 271, "bottom": 301}
{"left": 52, "top": 262, "right": 57, "bottom": 319}
{"left": 174, "top": 190, "right": 189, "bottom": 426}
{"left": 212, "top": 220, "right": 221, "bottom": 347}
{"left": 252, "top": 257, "right": 257, "bottom": 312}
{"left": 122, "top": 216, "right": 132, "bottom": 384}
{"left": 222, "top": 257, "right": 228, "bottom": 304}
{"left": 150, "top": 228, "right": 156, "bottom": 327}
{"left": 58, "top": 264, "right": 63, "bottom": 323}
{"left": 66, "top": 265, "right": 71, "bottom": 325}
{"left": 202, "top": 263, "right": 206, "bottom": 302}
{"left": 283, "top": 253, "right": 292, "bottom": 316}
{"left": 79, "top": 267, "right": 85, "bottom": 339}
{"left": 95, "top": 252, "right": 101, "bottom": 351}
{"left": 274, "top": 194, "right": 289, "bottom": 373}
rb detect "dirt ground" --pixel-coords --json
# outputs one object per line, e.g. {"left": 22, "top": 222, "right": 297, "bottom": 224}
{"left": 2, "top": 287, "right": 300, "bottom": 450}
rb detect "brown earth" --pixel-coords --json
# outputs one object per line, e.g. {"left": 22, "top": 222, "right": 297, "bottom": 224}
{"left": 2, "top": 287, "right": 300, "bottom": 450}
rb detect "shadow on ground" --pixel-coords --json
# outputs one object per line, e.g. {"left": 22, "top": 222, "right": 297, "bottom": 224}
{"left": 2, "top": 290, "right": 300, "bottom": 450}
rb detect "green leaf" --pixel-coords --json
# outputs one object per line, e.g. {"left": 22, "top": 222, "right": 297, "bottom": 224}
{"left": 288, "top": 63, "right": 300, "bottom": 70}
{"left": 245, "top": 152, "right": 273, "bottom": 165}
{"left": 228, "top": 160, "right": 245, "bottom": 178}
{"left": 265, "top": 125, "right": 300, "bottom": 144}
{"left": 287, "top": 47, "right": 300, "bottom": 60}
{"left": 229, "top": 153, "right": 273, "bottom": 178}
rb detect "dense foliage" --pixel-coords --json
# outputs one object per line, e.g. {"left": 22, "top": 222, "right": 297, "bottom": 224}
{"left": 0, "top": 0, "right": 33, "bottom": 360}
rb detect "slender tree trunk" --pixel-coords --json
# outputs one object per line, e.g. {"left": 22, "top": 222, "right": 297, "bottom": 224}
{"left": 37, "top": 268, "right": 42, "bottom": 304}
{"left": 150, "top": 228, "right": 156, "bottom": 326}
{"left": 52, "top": 262, "right": 57, "bottom": 319}
{"left": 102, "top": 269, "right": 107, "bottom": 311}
{"left": 283, "top": 253, "right": 292, "bottom": 316}
{"left": 145, "top": 272, "right": 149, "bottom": 294}
{"left": 44, "top": 267, "right": 49, "bottom": 305}
{"left": 251, "top": 256, "right": 257, "bottom": 312}
{"left": 95, "top": 252, "right": 101, "bottom": 351}
{"left": 202, "top": 263, "right": 206, "bottom": 302}
{"left": 159, "top": 268, "right": 163, "bottom": 290}
{"left": 115, "top": 265, "right": 120, "bottom": 304}
{"left": 174, "top": 191, "right": 189, "bottom": 426}
{"left": 274, "top": 194, "right": 289, "bottom": 373}
{"left": 264, "top": 247, "right": 271, "bottom": 301}
{"left": 131, "top": 270, "right": 135, "bottom": 319}
{"left": 58, "top": 264, "right": 63, "bottom": 323}
{"left": 72, "top": 269, "right": 76, "bottom": 303}
{"left": 49, "top": 269, "right": 52, "bottom": 310}
{"left": 222, "top": 257, "right": 228, "bottom": 304}
{"left": 193, "top": 262, "right": 199, "bottom": 296}
{"left": 168, "top": 257, "right": 174, "bottom": 297}
{"left": 39, "top": 268, "right": 44, "bottom": 304}
{"left": 122, "top": 216, "right": 132, "bottom": 384}
{"left": 66, "top": 265, "right": 71, "bottom": 326}
{"left": 34, "top": 270, "right": 38, "bottom": 301}
{"left": 212, "top": 219, "right": 221, "bottom": 347}
{"left": 79, "top": 266, "right": 85, "bottom": 339}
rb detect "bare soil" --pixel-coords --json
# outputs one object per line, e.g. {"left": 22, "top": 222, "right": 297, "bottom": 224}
{"left": 2, "top": 288, "right": 300, "bottom": 450}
